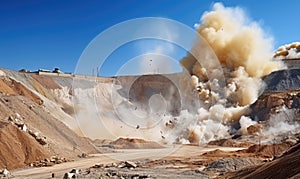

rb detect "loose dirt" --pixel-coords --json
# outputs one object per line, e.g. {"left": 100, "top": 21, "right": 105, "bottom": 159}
{"left": 0, "top": 122, "right": 48, "bottom": 169}
{"left": 109, "top": 137, "right": 164, "bottom": 149}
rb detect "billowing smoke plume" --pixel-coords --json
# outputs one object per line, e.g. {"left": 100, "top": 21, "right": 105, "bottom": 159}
{"left": 73, "top": 3, "right": 290, "bottom": 146}
{"left": 163, "top": 3, "right": 286, "bottom": 145}
{"left": 181, "top": 3, "right": 284, "bottom": 106}
{"left": 193, "top": 3, "right": 282, "bottom": 78}
{"left": 274, "top": 42, "right": 300, "bottom": 59}
{"left": 264, "top": 107, "right": 300, "bottom": 137}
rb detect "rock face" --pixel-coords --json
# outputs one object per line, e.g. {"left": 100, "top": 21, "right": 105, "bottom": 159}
{"left": 0, "top": 77, "right": 43, "bottom": 105}
{"left": 263, "top": 69, "right": 300, "bottom": 92}
{"left": 117, "top": 74, "right": 183, "bottom": 116}
{"left": 204, "top": 157, "right": 262, "bottom": 173}
{"left": 0, "top": 122, "right": 48, "bottom": 169}
{"left": 250, "top": 91, "right": 300, "bottom": 121}
{"left": 229, "top": 144, "right": 300, "bottom": 179}
{"left": 250, "top": 69, "right": 300, "bottom": 121}
{"left": 0, "top": 69, "right": 99, "bottom": 169}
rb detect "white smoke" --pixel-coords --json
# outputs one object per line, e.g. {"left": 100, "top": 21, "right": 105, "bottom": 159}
{"left": 274, "top": 42, "right": 300, "bottom": 59}
{"left": 263, "top": 107, "right": 300, "bottom": 137}
{"left": 73, "top": 3, "right": 289, "bottom": 145}
{"left": 166, "top": 2, "right": 285, "bottom": 144}
{"left": 239, "top": 116, "right": 257, "bottom": 135}
{"left": 136, "top": 21, "right": 179, "bottom": 75}
{"left": 138, "top": 52, "right": 178, "bottom": 74}
{"left": 160, "top": 109, "right": 230, "bottom": 145}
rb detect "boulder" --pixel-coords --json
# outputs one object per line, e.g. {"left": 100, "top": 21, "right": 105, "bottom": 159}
{"left": 125, "top": 161, "right": 137, "bottom": 168}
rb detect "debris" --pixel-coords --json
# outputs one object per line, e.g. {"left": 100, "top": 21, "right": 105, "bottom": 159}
{"left": 70, "top": 168, "right": 79, "bottom": 174}
{"left": 29, "top": 156, "right": 72, "bottom": 167}
{"left": 116, "top": 161, "right": 137, "bottom": 169}
{"left": 29, "top": 130, "right": 38, "bottom": 138}
{"left": 21, "top": 123, "right": 27, "bottom": 132}
{"left": 105, "top": 163, "right": 118, "bottom": 168}
{"left": 0, "top": 70, "right": 6, "bottom": 76}
{"left": 36, "top": 136, "right": 47, "bottom": 145}
{"left": 7, "top": 116, "right": 14, "bottom": 122}
{"left": 92, "top": 164, "right": 104, "bottom": 168}
{"left": 1, "top": 168, "right": 9, "bottom": 177}
{"left": 28, "top": 130, "right": 47, "bottom": 145}
{"left": 204, "top": 157, "right": 262, "bottom": 173}
{"left": 78, "top": 153, "right": 88, "bottom": 158}
{"left": 117, "top": 163, "right": 126, "bottom": 168}
{"left": 125, "top": 161, "right": 137, "bottom": 168}
{"left": 29, "top": 105, "right": 34, "bottom": 109}
{"left": 63, "top": 172, "right": 76, "bottom": 179}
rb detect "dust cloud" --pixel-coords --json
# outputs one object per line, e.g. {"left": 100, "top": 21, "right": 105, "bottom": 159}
{"left": 162, "top": 3, "right": 286, "bottom": 144}
{"left": 74, "top": 3, "right": 289, "bottom": 145}
{"left": 274, "top": 42, "right": 300, "bottom": 59}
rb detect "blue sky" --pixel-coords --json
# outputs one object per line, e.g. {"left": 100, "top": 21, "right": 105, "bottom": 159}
{"left": 0, "top": 0, "right": 299, "bottom": 76}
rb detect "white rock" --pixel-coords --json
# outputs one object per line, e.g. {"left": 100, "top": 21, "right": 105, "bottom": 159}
{"left": 191, "top": 75, "right": 199, "bottom": 89}
{"left": 15, "top": 113, "right": 21, "bottom": 119}
{"left": 63, "top": 172, "right": 75, "bottom": 179}
{"left": 125, "top": 161, "right": 137, "bottom": 168}
{"left": 0, "top": 70, "right": 6, "bottom": 77}
{"left": 34, "top": 132, "right": 39, "bottom": 137}
{"left": 22, "top": 124, "right": 27, "bottom": 132}
{"left": 2, "top": 168, "right": 9, "bottom": 176}
{"left": 70, "top": 168, "right": 79, "bottom": 174}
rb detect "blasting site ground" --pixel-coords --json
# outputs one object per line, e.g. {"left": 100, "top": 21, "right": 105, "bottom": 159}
{"left": 0, "top": 67, "right": 300, "bottom": 179}
{"left": 10, "top": 139, "right": 300, "bottom": 179}
{"left": 9, "top": 144, "right": 254, "bottom": 179}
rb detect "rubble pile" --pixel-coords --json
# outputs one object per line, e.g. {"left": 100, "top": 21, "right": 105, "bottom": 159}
{"left": 7, "top": 113, "right": 27, "bottom": 132}
{"left": 0, "top": 168, "right": 10, "bottom": 178}
{"left": 28, "top": 130, "right": 47, "bottom": 145}
{"left": 29, "top": 156, "right": 72, "bottom": 167}
{"left": 7, "top": 113, "right": 48, "bottom": 145}
{"left": 78, "top": 160, "right": 209, "bottom": 179}
{"left": 204, "top": 157, "right": 262, "bottom": 173}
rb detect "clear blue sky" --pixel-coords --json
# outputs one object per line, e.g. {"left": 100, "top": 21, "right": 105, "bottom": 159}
{"left": 0, "top": 0, "right": 299, "bottom": 76}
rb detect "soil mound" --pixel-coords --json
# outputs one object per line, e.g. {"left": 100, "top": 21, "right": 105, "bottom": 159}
{"left": 204, "top": 157, "right": 261, "bottom": 173}
{"left": 110, "top": 138, "right": 164, "bottom": 149}
{"left": 31, "top": 74, "right": 61, "bottom": 90}
{"left": 0, "top": 78, "right": 17, "bottom": 95}
{"left": 0, "top": 77, "right": 43, "bottom": 105}
{"left": 0, "top": 95, "right": 97, "bottom": 168}
{"left": 0, "top": 122, "right": 48, "bottom": 169}
{"left": 242, "top": 142, "right": 293, "bottom": 158}
{"left": 208, "top": 139, "right": 251, "bottom": 148}
{"left": 229, "top": 143, "right": 300, "bottom": 179}
{"left": 250, "top": 90, "right": 300, "bottom": 121}
{"left": 202, "top": 149, "right": 235, "bottom": 158}
{"left": 92, "top": 139, "right": 112, "bottom": 146}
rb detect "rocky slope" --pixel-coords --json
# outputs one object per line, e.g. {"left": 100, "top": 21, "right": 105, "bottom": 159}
{"left": 0, "top": 69, "right": 98, "bottom": 169}
{"left": 250, "top": 69, "right": 300, "bottom": 121}
{"left": 263, "top": 69, "right": 300, "bottom": 92}
{"left": 0, "top": 65, "right": 299, "bottom": 173}
{"left": 0, "top": 69, "right": 185, "bottom": 170}
{"left": 226, "top": 143, "right": 300, "bottom": 179}
{"left": 0, "top": 121, "right": 48, "bottom": 169}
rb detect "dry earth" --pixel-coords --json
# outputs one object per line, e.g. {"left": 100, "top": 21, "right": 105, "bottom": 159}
{"left": 0, "top": 68, "right": 299, "bottom": 178}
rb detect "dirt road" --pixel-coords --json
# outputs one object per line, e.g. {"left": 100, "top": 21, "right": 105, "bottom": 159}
{"left": 11, "top": 145, "right": 245, "bottom": 179}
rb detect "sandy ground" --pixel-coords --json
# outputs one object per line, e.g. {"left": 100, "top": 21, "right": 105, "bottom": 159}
{"left": 11, "top": 145, "right": 246, "bottom": 179}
